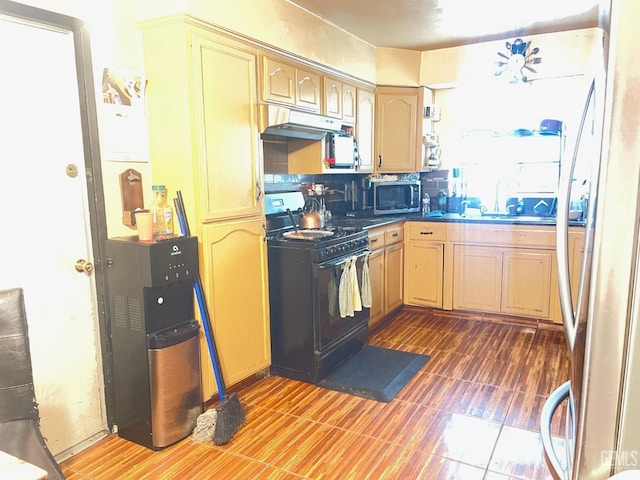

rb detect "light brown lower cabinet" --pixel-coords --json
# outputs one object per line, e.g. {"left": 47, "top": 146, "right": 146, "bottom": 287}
{"left": 452, "top": 246, "right": 553, "bottom": 318}
{"left": 404, "top": 221, "right": 585, "bottom": 324}
{"left": 406, "top": 241, "right": 443, "bottom": 308}
{"left": 452, "top": 245, "right": 502, "bottom": 313}
{"left": 385, "top": 242, "right": 404, "bottom": 313}
{"left": 199, "top": 218, "right": 270, "bottom": 398}
{"left": 367, "top": 248, "right": 385, "bottom": 325}
{"left": 501, "top": 249, "right": 553, "bottom": 318}
{"left": 404, "top": 225, "right": 444, "bottom": 309}
{"left": 367, "top": 222, "right": 404, "bottom": 328}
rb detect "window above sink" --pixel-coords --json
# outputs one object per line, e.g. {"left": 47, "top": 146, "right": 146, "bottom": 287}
{"left": 433, "top": 75, "right": 586, "bottom": 214}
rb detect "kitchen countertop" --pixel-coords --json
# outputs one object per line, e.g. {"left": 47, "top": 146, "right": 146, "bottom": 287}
{"left": 328, "top": 215, "right": 408, "bottom": 230}
{"left": 328, "top": 212, "right": 586, "bottom": 230}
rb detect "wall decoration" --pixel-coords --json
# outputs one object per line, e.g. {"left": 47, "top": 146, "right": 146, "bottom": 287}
{"left": 99, "top": 67, "right": 150, "bottom": 162}
{"left": 495, "top": 38, "right": 542, "bottom": 84}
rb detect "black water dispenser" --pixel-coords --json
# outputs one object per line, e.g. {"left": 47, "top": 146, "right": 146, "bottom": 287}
{"left": 105, "top": 235, "right": 202, "bottom": 449}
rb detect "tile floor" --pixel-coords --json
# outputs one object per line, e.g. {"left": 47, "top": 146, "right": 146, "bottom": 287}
{"left": 61, "top": 307, "right": 570, "bottom": 479}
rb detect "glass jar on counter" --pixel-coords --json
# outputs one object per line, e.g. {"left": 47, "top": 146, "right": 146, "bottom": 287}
{"left": 422, "top": 192, "right": 430, "bottom": 216}
{"left": 149, "top": 185, "right": 174, "bottom": 237}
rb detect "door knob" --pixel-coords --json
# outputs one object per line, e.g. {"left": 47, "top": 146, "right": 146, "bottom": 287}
{"left": 75, "top": 259, "right": 93, "bottom": 274}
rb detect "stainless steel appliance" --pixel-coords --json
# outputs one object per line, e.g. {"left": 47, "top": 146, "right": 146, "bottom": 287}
{"left": 370, "top": 179, "right": 421, "bottom": 215}
{"left": 265, "top": 192, "right": 370, "bottom": 383}
{"left": 541, "top": 2, "right": 640, "bottom": 477}
{"left": 325, "top": 132, "right": 358, "bottom": 170}
{"left": 105, "top": 236, "right": 202, "bottom": 450}
{"left": 260, "top": 104, "right": 342, "bottom": 140}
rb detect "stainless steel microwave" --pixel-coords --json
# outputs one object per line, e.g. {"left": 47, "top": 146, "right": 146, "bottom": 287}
{"left": 372, "top": 180, "right": 421, "bottom": 215}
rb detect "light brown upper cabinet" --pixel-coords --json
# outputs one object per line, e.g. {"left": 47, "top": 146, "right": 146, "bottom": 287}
{"left": 262, "top": 56, "right": 321, "bottom": 113}
{"left": 375, "top": 86, "right": 435, "bottom": 173}
{"left": 341, "top": 82, "right": 357, "bottom": 125}
{"left": 322, "top": 75, "right": 357, "bottom": 125}
{"left": 296, "top": 67, "right": 322, "bottom": 112}
{"left": 374, "top": 86, "right": 420, "bottom": 173}
{"left": 323, "top": 75, "right": 343, "bottom": 120}
{"left": 356, "top": 88, "right": 375, "bottom": 172}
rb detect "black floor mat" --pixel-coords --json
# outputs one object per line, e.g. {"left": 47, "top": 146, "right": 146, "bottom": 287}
{"left": 317, "top": 346, "right": 430, "bottom": 402}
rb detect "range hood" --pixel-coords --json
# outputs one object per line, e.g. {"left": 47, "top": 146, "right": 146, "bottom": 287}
{"left": 260, "top": 104, "right": 342, "bottom": 140}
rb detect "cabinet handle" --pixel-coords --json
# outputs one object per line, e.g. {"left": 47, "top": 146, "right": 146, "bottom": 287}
{"left": 420, "top": 231, "right": 434, "bottom": 235}
{"left": 370, "top": 238, "right": 379, "bottom": 243}
{"left": 391, "top": 232, "right": 398, "bottom": 237}
{"left": 256, "top": 181, "right": 262, "bottom": 202}
{"left": 378, "top": 155, "right": 382, "bottom": 168}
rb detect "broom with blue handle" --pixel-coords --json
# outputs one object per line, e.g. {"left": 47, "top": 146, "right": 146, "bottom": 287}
{"left": 174, "top": 191, "right": 245, "bottom": 445}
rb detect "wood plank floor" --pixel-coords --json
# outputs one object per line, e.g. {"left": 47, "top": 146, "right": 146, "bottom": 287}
{"left": 60, "top": 307, "right": 570, "bottom": 479}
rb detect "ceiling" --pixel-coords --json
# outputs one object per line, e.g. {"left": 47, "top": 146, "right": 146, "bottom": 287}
{"left": 287, "top": 0, "right": 603, "bottom": 50}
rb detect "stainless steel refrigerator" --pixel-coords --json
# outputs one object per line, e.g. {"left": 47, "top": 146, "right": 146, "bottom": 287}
{"left": 541, "top": 0, "right": 640, "bottom": 478}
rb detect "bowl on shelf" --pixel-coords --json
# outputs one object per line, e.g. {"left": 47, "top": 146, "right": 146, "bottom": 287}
{"left": 569, "top": 210, "right": 582, "bottom": 220}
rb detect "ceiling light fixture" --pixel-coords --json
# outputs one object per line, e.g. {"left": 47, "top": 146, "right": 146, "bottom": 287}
{"left": 494, "top": 38, "right": 541, "bottom": 84}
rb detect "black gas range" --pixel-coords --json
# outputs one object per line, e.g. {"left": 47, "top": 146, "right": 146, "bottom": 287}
{"left": 265, "top": 192, "right": 371, "bottom": 383}
{"left": 266, "top": 225, "right": 369, "bottom": 263}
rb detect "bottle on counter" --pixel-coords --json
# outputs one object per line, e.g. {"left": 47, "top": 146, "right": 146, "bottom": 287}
{"left": 437, "top": 189, "right": 447, "bottom": 213}
{"left": 422, "top": 192, "right": 431, "bottom": 216}
{"left": 149, "top": 185, "right": 174, "bottom": 237}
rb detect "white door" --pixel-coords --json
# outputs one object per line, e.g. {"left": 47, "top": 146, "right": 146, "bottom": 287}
{"left": 0, "top": 16, "right": 108, "bottom": 456}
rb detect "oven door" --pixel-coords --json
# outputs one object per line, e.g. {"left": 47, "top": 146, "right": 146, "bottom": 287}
{"left": 315, "top": 249, "right": 370, "bottom": 353}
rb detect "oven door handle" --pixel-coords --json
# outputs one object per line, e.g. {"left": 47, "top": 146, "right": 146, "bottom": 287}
{"left": 318, "top": 249, "right": 370, "bottom": 269}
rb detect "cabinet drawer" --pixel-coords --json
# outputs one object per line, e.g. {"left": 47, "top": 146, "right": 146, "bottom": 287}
{"left": 406, "top": 222, "right": 446, "bottom": 241}
{"left": 447, "top": 224, "right": 555, "bottom": 248}
{"left": 368, "top": 228, "right": 386, "bottom": 250}
{"left": 385, "top": 224, "right": 404, "bottom": 245}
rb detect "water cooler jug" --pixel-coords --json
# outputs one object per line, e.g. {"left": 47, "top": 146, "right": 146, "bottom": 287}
{"left": 105, "top": 235, "right": 202, "bottom": 449}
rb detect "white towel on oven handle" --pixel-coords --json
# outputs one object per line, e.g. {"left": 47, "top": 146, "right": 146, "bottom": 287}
{"left": 350, "top": 255, "right": 362, "bottom": 312}
{"left": 339, "top": 257, "right": 354, "bottom": 317}
{"left": 360, "top": 252, "right": 372, "bottom": 308}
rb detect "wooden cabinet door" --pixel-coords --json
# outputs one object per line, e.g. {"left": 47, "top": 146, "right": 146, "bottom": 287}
{"left": 323, "top": 76, "right": 342, "bottom": 119}
{"left": 405, "top": 240, "right": 443, "bottom": 308}
{"left": 262, "top": 57, "right": 295, "bottom": 105}
{"left": 199, "top": 218, "right": 270, "bottom": 399}
{"left": 501, "top": 249, "right": 552, "bottom": 318}
{"left": 368, "top": 247, "right": 386, "bottom": 328}
{"left": 375, "top": 87, "right": 418, "bottom": 173}
{"left": 356, "top": 88, "right": 375, "bottom": 172}
{"left": 296, "top": 67, "right": 321, "bottom": 112}
{"left": 193, "top": 35, "right": 262, "bottom": 222}
{"left": 385, "top": 242, "right": 404, "bottom": 313}
{"left": 453, "top": 245, "right": 502, "bottom": 313}
{"left": 342, "top": 82, "right": 357, "bottom": 125}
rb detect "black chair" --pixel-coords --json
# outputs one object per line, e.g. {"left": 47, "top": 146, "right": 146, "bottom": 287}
{"left": 0, "top": 287, "right": 65, "bottom": 479}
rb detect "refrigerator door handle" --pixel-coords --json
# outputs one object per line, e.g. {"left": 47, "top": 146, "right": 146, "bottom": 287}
{"left": 541, "top": 380, "right": 571, "bottom": 480}
{"left": 556, "top": 79, "right": 596, "bottom": 354}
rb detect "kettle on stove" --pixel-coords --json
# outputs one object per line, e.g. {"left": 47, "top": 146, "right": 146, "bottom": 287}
{"left": 299, "top": 198, "right": 325, "bottom": 229}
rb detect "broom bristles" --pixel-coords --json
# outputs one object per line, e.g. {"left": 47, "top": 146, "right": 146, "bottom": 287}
{"left": 212, "top": 393, "right": 245, "bottom": 445}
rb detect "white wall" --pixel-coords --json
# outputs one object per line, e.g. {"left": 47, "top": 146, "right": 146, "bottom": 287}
{"left": 132, "top": 0, "right": 377, "bottom": 82}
